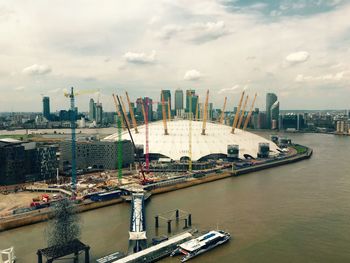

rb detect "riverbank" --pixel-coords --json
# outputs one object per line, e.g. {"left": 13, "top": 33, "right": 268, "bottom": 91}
{"left": 0, "top": 145, "right": 312, "bottom": 232}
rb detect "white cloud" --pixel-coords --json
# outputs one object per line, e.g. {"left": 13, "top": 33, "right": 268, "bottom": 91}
{"left": 184, "top": 70, "right": 202, "bottom": 81}
{"left": 190, "top": 21, "right": 228, "bottom": 43}
{"left": 285, "top": 51, "right": 310, "bottom": 64}
{"left": 218, "top": 85, "right": 240, "bottom": 94}
{"left": 124, "top": 50, "right": 156, "bottom": 64}
{"left": 48, "top": 88, "right": 62, "bottom": 93}
{"left": 158, "top": 21, "right": 229, "bottom": 43}
{"left": 295, "top": 71, "right": 346, "bottom": 82}
{"left": 14, "top": 86, "right": 25, "bottom": 91}
{"left": 148, "top": 16, "right": 160, "bottom": 25}
{"left": 22, "top": 64, "right": 52, "bottom": 75}
{"left": 158, "top": 25, "right": 183, "bottom": 40}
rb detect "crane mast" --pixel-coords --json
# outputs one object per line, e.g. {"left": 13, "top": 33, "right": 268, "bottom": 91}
{"left": 69, "top": 87, "right": 77, "bottom": 196}
{"left": 201, "top": 90, "right": 209, "bottom": 135}
{"left": 161, "top": 91, "right": 169, "bottom": 135}
{"left": 219, "top": 97, "right": 227, "bottom": 124}
{"left": 189, "top": 93, "right": 192, "bottom": 171}
{"left": 167, "top": 98, "right": 171, "bottom": 120}
{"left": 243, "top": 93, "right": 257, "bottom": 130}
{"left": 144, "top": 98, "right": 150, "bottom": 172}
{"left": 112, "top": 94, "right": 125, "bottom": 130}
{"left": 125, "top": 92, "right": 138, "bottom": 133}
{"left": 237, "top": 95, "right": 249, "bottom": 129}
{"left": 231, "top": 91, "right": 245, "bottom": 134}
{"left": 115, "top": 95, "right": 148, "bottom": 183}
{"left": 120, "top": 96, "right": 131, "bottom": 130}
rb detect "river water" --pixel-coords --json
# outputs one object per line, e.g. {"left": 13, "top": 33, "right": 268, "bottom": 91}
{"left": 1, "top": 132, "right": 350, "bottom": 262}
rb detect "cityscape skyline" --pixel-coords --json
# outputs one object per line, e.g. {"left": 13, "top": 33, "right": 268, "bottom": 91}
{"left": 1, "top": 1, "right": 350, "bottom": 112}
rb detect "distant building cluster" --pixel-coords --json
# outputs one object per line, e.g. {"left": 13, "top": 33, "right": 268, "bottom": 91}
{"left": 0, "top": 90, "right": 349, "bottom": 133}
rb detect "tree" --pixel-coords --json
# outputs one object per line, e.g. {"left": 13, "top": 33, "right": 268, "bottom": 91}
{"left": 46, "top": 198, "right": 81, "bottom": 250}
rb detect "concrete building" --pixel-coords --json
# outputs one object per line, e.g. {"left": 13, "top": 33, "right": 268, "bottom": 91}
{"left": 42, "top": 96, "right": 51, "bottom": 120}
{"left": 0, "top": 139, "right": 58, "bottom": 185}
{"left": 266, "top": 93, "right": 278, "bottom": 129}
{"left": 59, "top": 139, "right": 134, "bottom": 171}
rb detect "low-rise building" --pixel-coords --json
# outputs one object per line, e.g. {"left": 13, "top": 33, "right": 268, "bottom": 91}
{"left": 59, "top": 139, "right": 134, "bottom": 171}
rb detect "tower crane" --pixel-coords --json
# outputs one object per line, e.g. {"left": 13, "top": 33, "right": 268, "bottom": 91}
{"left": 115, "top": 95, "right": 154, "bottom": 185}
{"left": 64, "top": 87, "right": 98, "bottom": 196}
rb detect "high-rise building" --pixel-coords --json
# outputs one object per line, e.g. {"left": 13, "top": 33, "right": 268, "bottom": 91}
{"left": 186, "top": 90, "right": 195, "bottom": 112}
{"left": 42, "top": 96, "right": 50, "bottom": 120}
{"left": 143, "top": 97, "right": 153, "bottom": 122}
{"left": 89, "top": 98, "right": 96, "bottom": 121}
{"left": 161, "top": 90, "right": 171, "bottom": 118}
{"left": 270, "top": 101, "right": 279, "bottom": 130}
{"left": 208, "top": 103, "right": 213, "bottom": 120}
{"left": 96, "top": 103, "right": 103, "bottom": 125}
{"left": 161, "top": 90, "right": 171, "bottom": 109}
{"left": 266, "top": 93, "right": 278, "bottom": 129}
{"left": 175, "top": 89, "right": 184, "bottom": 112}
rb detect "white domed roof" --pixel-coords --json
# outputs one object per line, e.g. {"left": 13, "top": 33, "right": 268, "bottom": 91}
{"left": 104, "top": 119, "right": 279, "bottom": 161}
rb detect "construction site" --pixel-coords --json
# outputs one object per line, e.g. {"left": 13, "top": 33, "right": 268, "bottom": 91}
{"left": 0, "top": 88, "right": 312, "bottom": 232}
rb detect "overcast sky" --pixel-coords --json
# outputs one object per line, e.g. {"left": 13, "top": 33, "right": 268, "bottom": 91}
{"left": 0, "top": 0, "right": 349, "bottom": 112}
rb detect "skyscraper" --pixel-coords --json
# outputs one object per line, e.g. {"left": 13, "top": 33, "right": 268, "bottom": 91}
{"left": 161, "top": 90, "right": 171, "bottom": 118}
{"left": 161, "top": 90, "right": 171, "bottom": 109}
{"left": 186, "top": 90, "right": 195, "bottom": 112}
{"left": 89, "top": 98, "right": 96, "bottom": 121}
{"left": 175, "top": 89, "right": 184, "bottom": 111}
{"left": 42, "top": 96, "right": 50, "bottom": 120}
{"left": 143, "top": 97, "right": 153, "bottom": 122}
{"left": 96, "top": 103, "right": 103, "bottom": 125}
{"left": 266, "top": 93, "right": 278, "bottom": 129}
{"left": 270, "top": 101, "right": 279, "bottom": 130}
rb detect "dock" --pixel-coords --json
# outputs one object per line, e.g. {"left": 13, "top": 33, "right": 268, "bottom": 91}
{"left": 111, "top": 232, "right": 193, "bottom": 263}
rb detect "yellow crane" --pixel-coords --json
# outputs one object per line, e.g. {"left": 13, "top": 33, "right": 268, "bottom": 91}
{"left": 219, "top": 97, "right": 227, "bottom": 124}
{"left": 112, "top": 94, "right": 125, "bottom": 130}
{"left": 237, "top": 95, "right": 249, "bottom": 129}
{"left": 125, "top": 92, "right": 138, "bottom": 133}
{"left": 243, "top": 93, "right": 257, "bottom": 130}
{"left": 161, "top": 91, "right": 169, "bottom": 135}
{"left": 201, "top": 90, "right": 209, "bottom": 135}
{"left": 119, "top": 96, "right": 131, "bottom": 130}
{"left": 167, "top": 98, "right": 171, "bottom": 120}
{"left": 231, "top": 91, "right": 245, "bottom": 134}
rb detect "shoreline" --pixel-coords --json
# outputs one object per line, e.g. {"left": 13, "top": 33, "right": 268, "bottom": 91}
{"left": 0, "top": 147, "right": 312, "bottom": 232}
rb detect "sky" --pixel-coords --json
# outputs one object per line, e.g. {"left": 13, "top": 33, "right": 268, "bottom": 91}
{"left": 0, "top": 0, "right": 349, "bottom": 112}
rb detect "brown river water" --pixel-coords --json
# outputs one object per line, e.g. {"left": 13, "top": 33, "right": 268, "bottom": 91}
{"left": 1, "top": 132, "right": 350, "bottom": 262}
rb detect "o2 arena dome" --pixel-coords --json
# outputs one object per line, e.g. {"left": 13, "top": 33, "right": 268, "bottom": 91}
{"left": 104, "top": 119, "right": 279, "bottom": 161}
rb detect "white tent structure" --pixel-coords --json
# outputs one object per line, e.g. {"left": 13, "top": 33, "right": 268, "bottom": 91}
{"left": 104, "top": 120, "right": 279, "bottom": 161}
